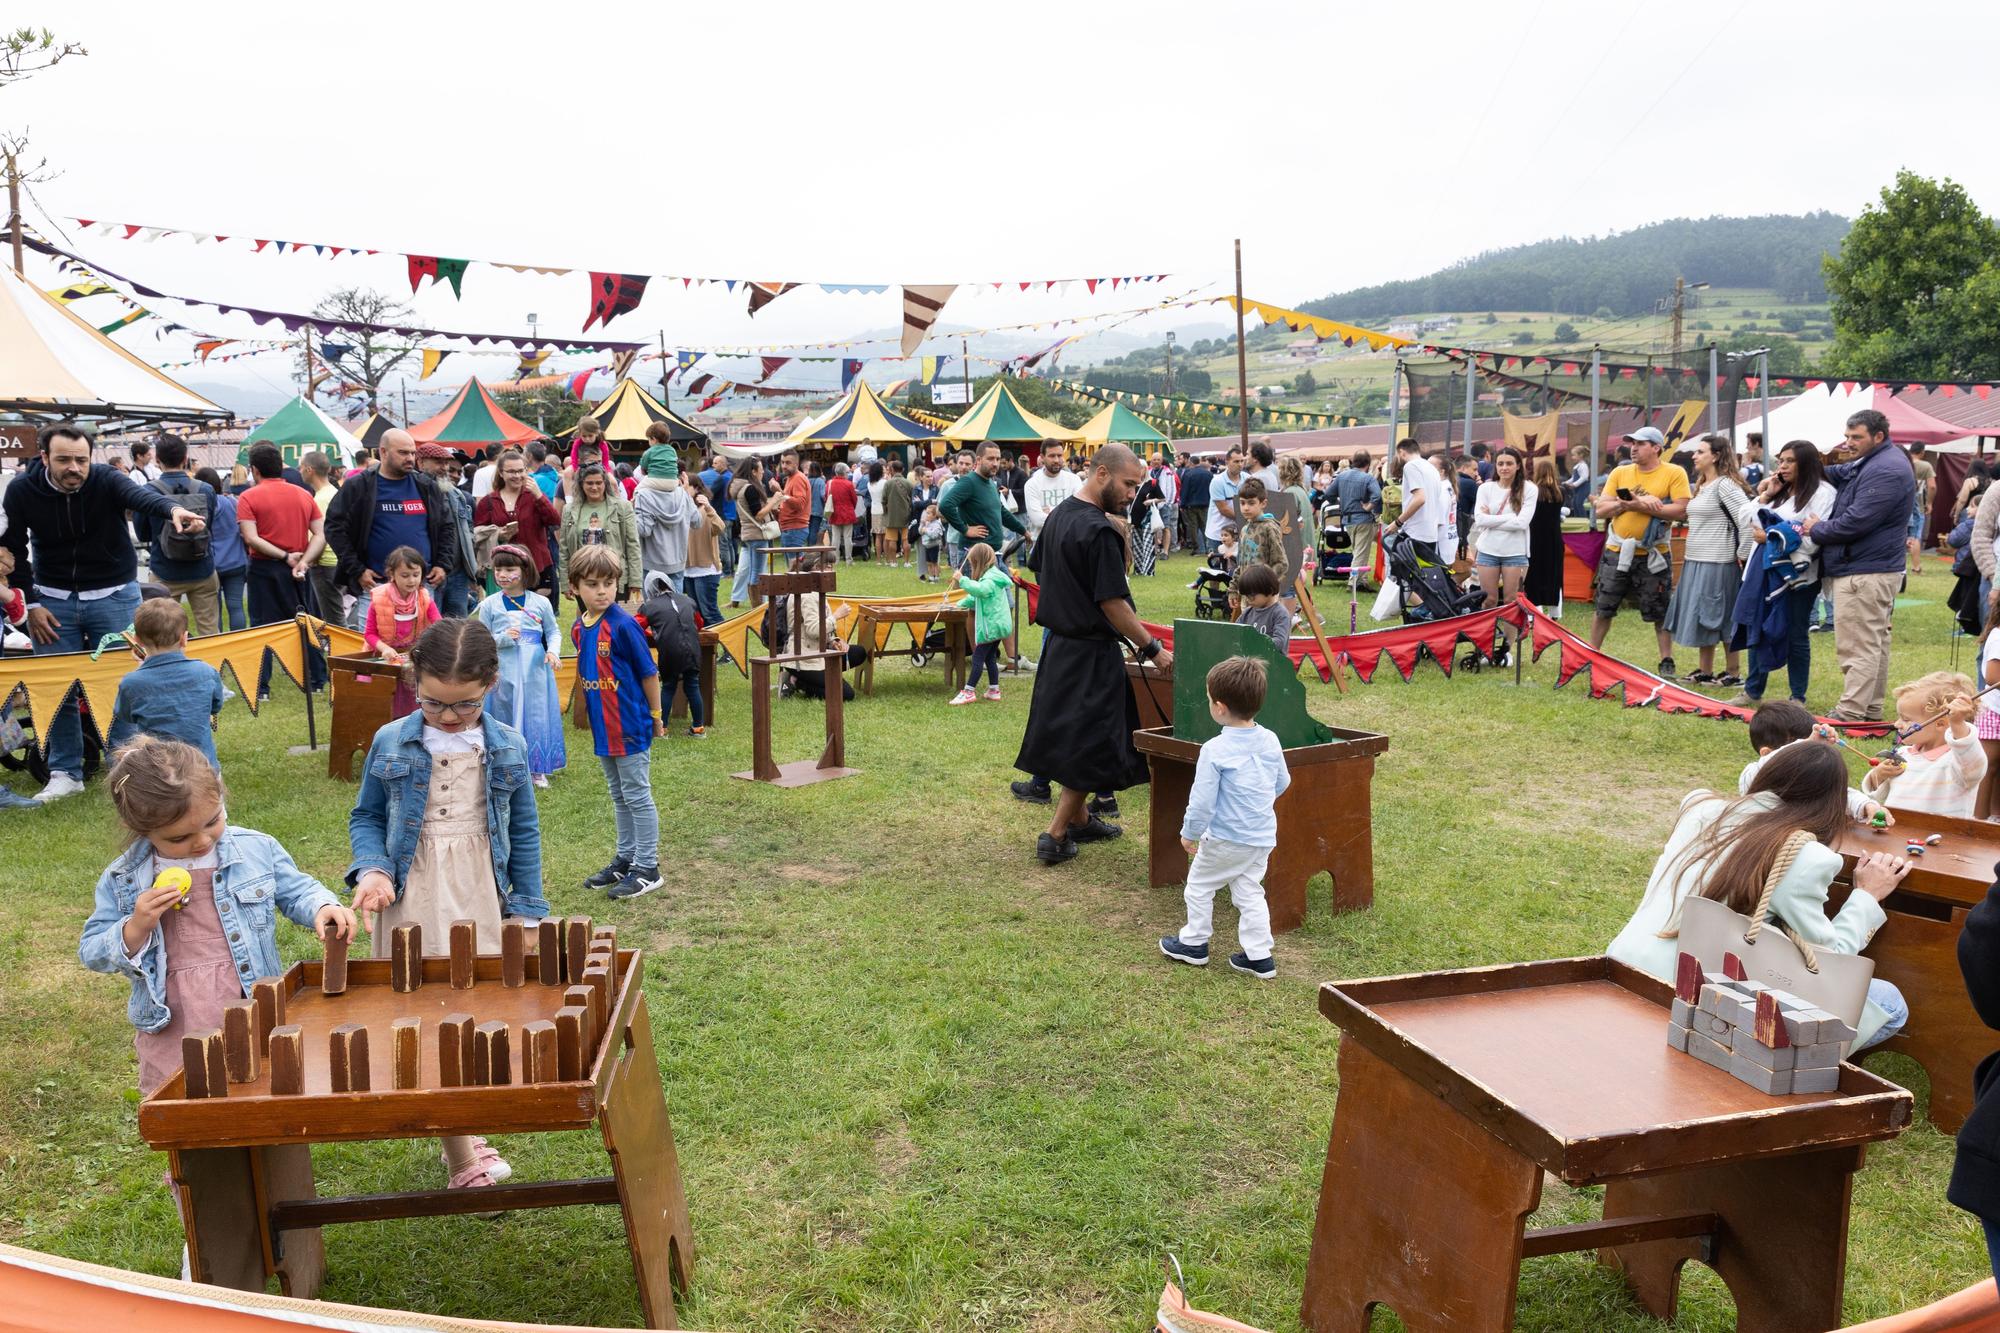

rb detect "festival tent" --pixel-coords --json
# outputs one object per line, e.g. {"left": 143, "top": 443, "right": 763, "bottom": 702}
{"left": 581, "top": 377, "right": 708, "bottom": 448}
{"left": 786, "top": 379, "right": 939, "bottom": 449}
{"left": 244, "top": 395, "right": 364, "bottom": 465}
{"left": 1076, "top": 401, "right": 1169, "bottom": 446}
{"left": 942, "top": 380, "right": 1084, "bottom": 444}
{"left": 1754, "top": 384, "right": 1968, "bottom": 450}
{"left": 407, "top": 379, "right": 543, "bottom": 455}
{"left": 346, "top": 411, "right": 395, "bottom": 450}
{"left": 0, "top": 263, "right": 227, "bottom": 424}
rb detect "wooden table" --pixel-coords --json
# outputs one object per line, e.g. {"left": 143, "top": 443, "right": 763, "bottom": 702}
{"left": 1134, "top": 723, "right": 1388, "bottom": 932}
{"left": 138, "top": 940, "right": 694, "bottom": 1329}
{"left": 326, "top": 654, "right": 400, "bottom": 781}
{"left": 850, "top": 604, "right": 970, "bottom": 696}
{"left": 1830, "top": 808, "right": 2000, "bottom": 1133}
{"left": 1302, "top": 957, "right": 1912, "bottom": 1333}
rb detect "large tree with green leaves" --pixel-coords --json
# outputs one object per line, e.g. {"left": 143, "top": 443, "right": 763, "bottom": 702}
{"left": 1822, "top": 171, "right": 2000, "bottom": 379}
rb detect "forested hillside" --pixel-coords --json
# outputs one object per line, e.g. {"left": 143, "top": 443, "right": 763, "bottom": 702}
{"left": 1302, "top": 213, "right": 1849, "bottom": 320}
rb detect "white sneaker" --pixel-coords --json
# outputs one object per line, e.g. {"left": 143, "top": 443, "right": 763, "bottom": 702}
{"left": 949, "top": 687, "right": 977, "bottom": 706}
{"left": 34, "top": 773, "right": 84, "bottom": 803}
{"left": 1012, "top": 656, "right": 1036, "bottom": 672}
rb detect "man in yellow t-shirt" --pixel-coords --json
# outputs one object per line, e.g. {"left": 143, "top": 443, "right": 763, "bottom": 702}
{"left": 1589, "top": 426, "right": 1691, "bottom": 674}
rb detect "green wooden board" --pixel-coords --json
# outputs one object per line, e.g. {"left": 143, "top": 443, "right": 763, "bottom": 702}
{"left": 1168, "top": 618, "right": 1332, "bottom": 749}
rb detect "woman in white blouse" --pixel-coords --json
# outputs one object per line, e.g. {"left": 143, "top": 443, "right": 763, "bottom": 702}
{"left": 1470, "top": 446, "right": 1535, "bottom": 657}
{"left": 1733, "top": 439, "right": 1838, "bottom": 708}
{"left": 1666, "top": 434, "right": 1759, "bottom": 687}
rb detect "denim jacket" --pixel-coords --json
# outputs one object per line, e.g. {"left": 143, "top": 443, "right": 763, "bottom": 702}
{"left": 79, "top": 828, "right": 341, "bottom": 1034}
{"left": 346, "top": 711, "right": 547, "bottom": 918}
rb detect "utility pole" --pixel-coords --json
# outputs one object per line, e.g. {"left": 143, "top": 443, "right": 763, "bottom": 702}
{"left": 1233, "top": 239, "right": 1250, "bottom": 454}
{"left": 960, "top": 336, "right": 972, "bottom": 408}
{"left": 1670, "top": 276, "right": 1685, "bottom": 359}
{"left": 4, "top": 151, "right": 21, "bottom": 277}
{"left": 303, "top": 327, "right": 318, "bottom": 407}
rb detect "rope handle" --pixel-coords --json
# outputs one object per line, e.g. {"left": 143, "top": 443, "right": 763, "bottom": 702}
{"left": 1743, "top": 828, "right": 1820, "bottom": 974}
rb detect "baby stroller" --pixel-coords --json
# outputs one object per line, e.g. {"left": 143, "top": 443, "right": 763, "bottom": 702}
{"left": 1381, "top": 530, "right": 1482, "bottom": 626}
{"left": 1189, "top": 560, "right": 1235, "bottom": 620}
{"left": 1315, "top": 519, "right": 1353, "bottom": 586}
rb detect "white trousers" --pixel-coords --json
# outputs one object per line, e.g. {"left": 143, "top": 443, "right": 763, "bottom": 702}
{"left": 1178, "top": 836, "right": 1274, "bottom": 960}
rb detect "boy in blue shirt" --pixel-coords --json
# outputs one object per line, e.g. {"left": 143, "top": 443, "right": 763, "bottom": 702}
{"left": 1158, "top": 656, "right": 1291, "bottom": 978}
{"left": 107, "top": 598, "right": 228, "bottom": 770}
{"left": 568, "top": 545, "right": 663, "bottom": 900}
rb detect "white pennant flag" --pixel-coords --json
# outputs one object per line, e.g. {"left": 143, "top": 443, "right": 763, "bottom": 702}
{"left": 899, "top": 284, "right": 955, "bottom": 357}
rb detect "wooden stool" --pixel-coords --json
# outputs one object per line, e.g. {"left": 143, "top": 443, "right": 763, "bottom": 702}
{"left": 326, "top": 654, "right": 400, "bottom": 781}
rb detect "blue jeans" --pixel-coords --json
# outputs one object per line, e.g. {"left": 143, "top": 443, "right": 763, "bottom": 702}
{"left": 441, "top": 570, "right": 473, "bottom": 619}
{"left": 781, "top": 527, "right": 809, "bottom": 550}
{"left": 730, "top": 538, "right": 769, "bottom": 604}
{"left": 597, "top": 749, "right": 658, "bottom": 870}
{"left": 719, "top": 527, "right": 738, "bottom": 575}
{"left": 1858, "top": 978, "right": 1909, "bottom": 1052}
{"left": 808, "top": 515, "right": 823, "bottom": 545}
{"left": 34, "top": 584, "right": 142, "bottom": 780}
{"left": 216, "top": 566, "right": 248, "bottom": 632}
{"left": 666, "top": 665, "right": 704, "bottom": 729}
{"left": 685, "top": 573, "right": 722, "bottom": 630}
{"left": 1745, "top": 584, "right": 1815, "bottom": 703}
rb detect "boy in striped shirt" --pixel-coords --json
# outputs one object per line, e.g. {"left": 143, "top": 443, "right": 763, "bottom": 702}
{"left": 570, "top": 545, "right": 663, "bottom": 899}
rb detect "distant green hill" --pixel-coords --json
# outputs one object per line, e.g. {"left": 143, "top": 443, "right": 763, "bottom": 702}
{"left": 1300, "top": 213, "right": 1849, "bottom": 321}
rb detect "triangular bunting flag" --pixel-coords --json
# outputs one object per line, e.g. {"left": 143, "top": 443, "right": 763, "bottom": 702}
{"left": 746, "top": 282, "right": 799, "bottom": 317}
{"left": 583, "top": 273, "right": 650, "bottom": 331}
{"left": 420, "top": 349, "right": 452, "bottom": 380}
{"left": 900, "top": 284, "right": 956, "bottom": 356}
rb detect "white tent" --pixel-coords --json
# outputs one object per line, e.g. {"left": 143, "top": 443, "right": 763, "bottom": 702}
{"left": 1753, "top": 383, "right": 1978, "bottom": 451}
{"left": 0, "top": 264, "right": 224, "bottom": 419}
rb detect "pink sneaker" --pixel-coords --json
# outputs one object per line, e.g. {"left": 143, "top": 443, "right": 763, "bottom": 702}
{"left": 949, "top": 687, "right": 977, "bottom": 706}
{"left": 982, "top": 685, "right": 1002, "bottom": 701}
{"left": 448, "top": 1162, "right": 499, "bottom": 1190}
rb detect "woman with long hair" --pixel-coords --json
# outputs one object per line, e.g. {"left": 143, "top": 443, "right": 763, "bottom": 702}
{"left": 1523, "top": 456, "right": 1566, "bottom": 611}
{"left": 558, "top": 465, "right": 641, "bottom": 605}
{"left": 1607, "top": 741, "right": 1910, "bottom": 1050}
{"left": 1666, "top": 434, "right": 1758, "bottom": 687}
{"left": 728, "top": 458, "right": 780, "bottom": 608}
{"left": 1469, "top": 447, "right": 1535, "bottom": 658}
{"left": 1731, "top": 439, "right": 1837, "bottom": 708}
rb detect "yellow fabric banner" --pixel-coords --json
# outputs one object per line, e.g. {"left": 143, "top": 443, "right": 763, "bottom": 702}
{"left": 1502, "top": 409, "right": 1563, "bottom": 457}
{"left": 1222, "top": 296, "right": 1412, "bottom": 351}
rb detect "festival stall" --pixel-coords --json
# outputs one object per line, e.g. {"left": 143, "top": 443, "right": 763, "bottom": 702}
{"left": 241, "top": 394, "right": 364, "bottom": 467}
{"left": 1075, "top": 400, "right": 1169, "bottom": 460}
{"left": 407, "top": 378, "right": 543, "bottom": 457}
{"left": 780, "top": 378, "right": 939, "bottom": 465}
{"left": 941, "top": 380, "right": 1084, "bottom": 462}
{"left": 1755, "top": 384, "right": 1975, "bottom": 536}
{"left": 345, "top": 411, "right": 394, "bottom": 451}
{"left": 581, "top": 377, "right": 708, "bottom": 461}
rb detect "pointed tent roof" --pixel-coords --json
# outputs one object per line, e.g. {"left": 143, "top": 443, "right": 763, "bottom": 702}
{"left": 1756, "top": 384, "right": 1968, "bottom": 449}
{"left": 942, "top": 380, "right": 1083, "bottom": 443}
{"left": 346, "top": 412, "right": 394, "bottom": 450}
{"left": 1076, "top": 401, "right": 1168, "bottom": 445}
{"left": 408, "top": 380, "right": 542, "bottom": 452}
{"left": 581, "top": 378, "right": 707, "bottom": 446}
{"left": 0, "top": 264, "right": 225, "bottom": 422}
{"left": 787, "top": 379, "right": 939, "bottom": 446}
{"left": 248, "top": 396, "right": 364, "bottom": 463}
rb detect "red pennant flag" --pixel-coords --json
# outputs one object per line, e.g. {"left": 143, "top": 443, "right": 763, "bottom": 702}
{"left": 1981, "top": 385, "right": 1993, "bottom": 400}
{"left": 75, "top": 218, "right": 94, "bottom": 229}
{"left": 700, "top": 393, "right": 723, "bottom": 411}
{"left": 213, "top": 235, "right": 228, "bottom": 243}
{"left": 407, "top": 254, "right": 440, "bottom": 293}
{"left": 1943, "top": 384, "right": 1960, "bottom": 397}
{"left": 584, "top": 272, "right": 650, "bottom": 331}
{"left": 1020, "top": 282, "right": 1031, "bottom": 292}
{"left": 121, "top": 224, "right": 141, "bottom": 239}
{"left": 1085, "top": 279, "right": 1099, "bottom": 294}
{"left": 759, "top": 356, "right": 790, "bottom": 382}
{"left": 568, "top": 369, "right": 595, "bottom": 399}
{"left": 253, "top": 239, "right": 271, "bottom": 252}
{"left": 327, "top": 247, "right": 344, "bottom": 259}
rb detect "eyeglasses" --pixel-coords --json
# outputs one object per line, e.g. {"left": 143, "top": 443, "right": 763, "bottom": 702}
{"left": 416, "top": 695, "right": 485, "bottom": 717}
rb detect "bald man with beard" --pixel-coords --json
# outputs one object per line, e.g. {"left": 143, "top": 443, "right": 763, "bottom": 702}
{"left": 324, "top": 427, "right": 456, "bottom": 605}
{"left": 1015, "top": 444, "right": 1174, "bottom": 865}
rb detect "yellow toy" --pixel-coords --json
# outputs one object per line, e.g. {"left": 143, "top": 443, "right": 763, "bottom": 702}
{"left": 154, "top": 866, "right": 193, "bottom": 911}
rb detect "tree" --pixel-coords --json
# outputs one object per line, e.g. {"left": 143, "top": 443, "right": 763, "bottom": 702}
{"left": 1292, "top": 369, "right": 1318, "bottom": 396}
{"left": 1720, "top": 331, "right": 1808, "bottom": 376}
{"left": 494, "top": 386, "right": 587, "bottom": 438}
{"left": 1, "top": 27, "right": 86, "bottom": 87}
{"left": 1823, "top": 171, "right": 2000, "bottom": 379}
{"left": 300, "top": 287, "right": 416, "bottom": 411}
{"left": 1512, "top": 330, "right": 1535, "bottom": 346}
{"left": 1553, "top": 321, "right": 1579, "bottom": 343}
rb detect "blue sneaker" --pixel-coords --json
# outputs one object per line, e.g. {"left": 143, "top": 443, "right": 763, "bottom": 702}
{"left": 1230, "top": 952, "right": 1276, "bottom": 980}
{"left": 1159, "top": 936, "right": 1209, "bottom": 966}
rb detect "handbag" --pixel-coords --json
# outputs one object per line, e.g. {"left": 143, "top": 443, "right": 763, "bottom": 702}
{"left": 1674, "top": 829, "right": 1875, "bottom": 1031}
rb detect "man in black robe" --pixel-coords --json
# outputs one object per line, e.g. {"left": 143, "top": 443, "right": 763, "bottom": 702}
{"left": 1016, "top": 444, "right": 1174, "bottom": 865}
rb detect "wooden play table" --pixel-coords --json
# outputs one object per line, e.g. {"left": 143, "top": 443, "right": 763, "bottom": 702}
{"left": 850, "top": 603, "right": 970, "bottom": 696}
{"left": 1829, "top": 807, "right": 2000, "bottom": 1132}
{"left": 137, "top": 926, "right": 694, "bottom": 1329}
{"left": 1301, "top": 957, "right": 1912, "bottom": 1333}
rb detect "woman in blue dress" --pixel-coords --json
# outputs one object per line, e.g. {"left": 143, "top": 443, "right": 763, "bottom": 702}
{"left": 474, "top": 545, "right": 566, "bottom": 786}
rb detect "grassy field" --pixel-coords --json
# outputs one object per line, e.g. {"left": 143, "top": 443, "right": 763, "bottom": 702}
{"left": 0, "top": 548, "right": 1989, "bottom": 1331}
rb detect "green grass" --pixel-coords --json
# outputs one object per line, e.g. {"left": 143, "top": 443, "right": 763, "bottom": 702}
{"left": 1, "top": 551, "right": 1988, "bottom": 1330}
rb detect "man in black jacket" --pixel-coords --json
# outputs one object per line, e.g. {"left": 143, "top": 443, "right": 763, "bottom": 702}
{"left": 323, "top": 428, "right": 455, "bottom": 598}
{"left": 0, "top": 422, "right": 206, "bottom": 800}
{"left": 1954, "top": 867, "right": 2000, "bottom": 1282}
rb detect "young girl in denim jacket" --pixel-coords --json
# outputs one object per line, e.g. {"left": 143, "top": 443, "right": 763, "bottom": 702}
{"left": 80, "top": 736, "right": 355, "bottom": 1098}
{"left": 348, "top": 617, "right": 547, "bottom": 1193}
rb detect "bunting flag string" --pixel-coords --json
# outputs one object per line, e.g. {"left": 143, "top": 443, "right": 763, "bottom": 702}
{"left": 1222, "top": 296, "right": 1414, "bottom": 351}
{"left": 1049, "top": 379, "right": 1360, "bottom": 430}
{"left": 407, "top": 254, "right": 470, "bottom": 299}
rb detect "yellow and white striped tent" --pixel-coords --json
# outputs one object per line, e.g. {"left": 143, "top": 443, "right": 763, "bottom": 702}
{"left": 581, "top": 377, "right": 707, "bottom": 447}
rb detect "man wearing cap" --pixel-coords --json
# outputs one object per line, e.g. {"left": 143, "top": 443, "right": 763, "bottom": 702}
{"left": 417, "top": 443, "right": 479, "bottom": 616}
{"left": 1590, "top": 426, "right": 1691, "bottom": 677}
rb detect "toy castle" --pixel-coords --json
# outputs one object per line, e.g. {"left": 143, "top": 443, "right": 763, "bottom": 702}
{"left": 1667, "top": 951, "right": 1857, "bottom": 1096}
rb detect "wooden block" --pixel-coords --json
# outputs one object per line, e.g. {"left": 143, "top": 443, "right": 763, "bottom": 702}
{"left": 582, "top": 963, "right": 610, "bottom": 1037}
{"left": 181, "top": 1031, "right": 222, "bottom": 1098}
{"left": 1697, "top": 983, "right": 1726, "bottom": 1016}
{"left": 1665, "top": 1022, "right": 1691, "bottom": 1053}
{"left": 1730, "top": 1026, "right": 1796, "bottom": 1070}
{"left": 1669, "top": 997, "right": 1695, "bottom": 1029}
{"left": 1793, "top": 1041, "right": 1843, "bottom": 1070}
{"left": 391, "top": 1017, "right": 422, "bottom": 1090}
{"left": 389, "top": 921, "right": 423, "bottom": 993}
{"left": 592, "top": 924, "right": 617, "bottom": 954}
{"left": 1674, "top": 952, "right": 1703, "bottom": 1005}
{"left": 268, "top": 1025, "right": 304, "bottom": 1095}
{"left": 1730, "top": 1051, "right": 1793, "bottom": 1095}
{"left": 473, "top": 1020, "right": 511, "bottom": 1086}
{"left": 502, "top": 918, "right": 527, "bottom": 988}
{"left": 1712, "top": 993, "right": 1752, "bottom": 1033}
{"left": 449, "top": 919, "right": 477, "bottom": 989}
{"left": 1722, "top": 951, "right": 1748, "bottom": 982}
{"left": 565, "top": 916, "right": 593, "bottom": 983}
{"left": 520, "top": 1019, "right": 559, "bottom": 1082}
{"left": 251, "top": 978, "right": 284, "bottom": 1056}
{"left": 438, "top": 1014, "right": 475, "bottom": 1087}
{"left": 1791, "top": 1065, "right": 1840, "bottom": 1095}
{"left": 320, "top": 922, "right": 348, "bottom": 996}
{"left": 1754, "top": 991, "right": 1792, "bottom": 1049}
{"left": 555, "top": 1005, "right": 590, "bottom": 1081}
{"left": 536, "top": 919, "right": 562, "bottom": 985}
{"left": 1696, "top": 1010, "right": 1730, "bottom": 1041}
{"left": 221, "top": 999, "right": 260, "bottom": 1084}
{"left": 1687, "top": 1030, "right": 1734, "bottom": 1072}
{"left": 329, "top": 1023, "right": 370, "bottom": 1092}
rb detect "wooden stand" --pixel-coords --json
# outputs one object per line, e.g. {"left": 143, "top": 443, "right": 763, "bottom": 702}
{"left": 1134, "top": 724, "right": 1387, "bottom": 932}
{"left": 326, "top": 654, "right": 400, "bottom": 782}
{"left": 139, "top": 944, "right": 693, "bottom": 1329}
{"left": 1829, "top": 807, "right": 1999, "bottom": 1132}
{"left": 1300, "top": 957, "right": 1912, "bottom": 1333}
{"left": 852, "top": 604, "right": 971, "bottom": 696}
{"left": 732, "top": 556, "right": 858, "bottom": 787}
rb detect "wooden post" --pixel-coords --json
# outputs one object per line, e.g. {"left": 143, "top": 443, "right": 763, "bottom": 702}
{"left": 536, "top": 918, "right": 562, "bottom": 985}
{"left": 299, "top": 617, "right": 319, "bottom": 750}
{"left": 221, "top": 1001, "right": 260, "bottom": 1084}
{"left": 319, "top": 922, "right": 348, "bottom": 996}
{"left": 328, "top": 1024, "right": 369, "bottom": 1093}
{"left": 390, "top": 922, "right": 422, "bottom": 993}
{"left": 390, "top": 1018, "right": 421, "bottom": 1090}
{"left": 438, "top": 1014, "right": 474, "bottom": 1087}
{"left": 268, "top": 1026, "right": 304, "bottom": 1095}
{"left": 449, "top": 919, "right": 476, "bottom": 989}
{"left": 1234, "top": 239, "right": 1250, "bottom": 455}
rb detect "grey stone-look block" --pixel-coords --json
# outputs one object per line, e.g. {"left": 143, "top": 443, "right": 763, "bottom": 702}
{"left": 1790, "top": 1065, "right": 1840, "bottom": 1094}
{"left": 1714, "top": 993, "right": 1753, "bottom": 1031}
{"left": 1698, "top": 983, "right": 1728, "bottom": 1016}
{"left": 1731, "top": 1052, "right": 1794, "bottom": 1095}
{"left": 1671, "top": 998, "right": 1696, "bottom": 1029}
{"left": 1666, "top": 1022, "right": 1692, "bottom": 1053}
{"left": 1730, "top": 1027, "right": 1796, "bottom": 1070}
{"left": 1791, "top": 1041, "right": 1843, "bottom": 1071}
{"left": 1688, "top": 1030, "right": 1734, "bottom": 1072}
{"left": 1698, "top": 1011, "right": 1732, "bottom": 1040}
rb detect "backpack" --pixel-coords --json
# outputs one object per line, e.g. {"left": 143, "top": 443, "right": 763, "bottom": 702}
{"left": 637, "top": 590, "right": 700, "bottom": 677}
{"left": 152, "top": 475, "right": 212, "bottom": 563}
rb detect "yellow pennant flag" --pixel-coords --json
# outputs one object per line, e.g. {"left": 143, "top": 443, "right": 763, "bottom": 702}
{"left": 420, "top": 349, "right": 452, "bottom": 380}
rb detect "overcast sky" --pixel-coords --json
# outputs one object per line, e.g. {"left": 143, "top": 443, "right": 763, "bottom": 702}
{"left": 10, "top": 0, "right": 1995, "bottom": 402}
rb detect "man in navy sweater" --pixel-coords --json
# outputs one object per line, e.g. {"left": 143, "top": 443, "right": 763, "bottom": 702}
{"left": 1799, "top": 408, "right": 1917, "bottom": 722}
{"left": 1, "top": 422, "right": 207, "bottom": 801}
